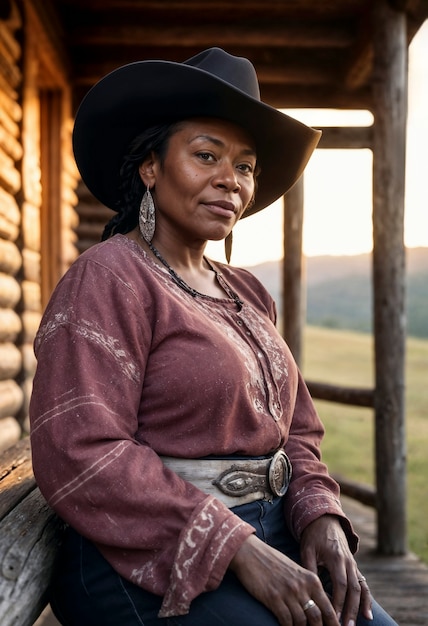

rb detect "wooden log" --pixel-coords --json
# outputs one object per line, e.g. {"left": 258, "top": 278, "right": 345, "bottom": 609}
{"left": 21, "top": 248, "right": 40, "bottom": 283}
{"left": 0, "top": 308, "right": 21, "bottom": 342}
{"left": 0, "top": 272, "right": 20, "bottom": 308}
{"left": 65, "top": 203, "right": 79, "bottom": 230}
{"left": 0, "top": 343, "right": 21, "bottom": 380}
{"left": 372, "top": 0, "right": 407, "bottom": 555}
{"left": 332, "top": 473, "right": 377, "bottom": 508}
{"left": 21, "top": 202, "right": 40, "bottom": 251}
{"left": 76, "top": 238, "right": 99, "bottom": 254}
{"left": 0, "top": 44, "right": 21, "bottom": 89}
{"left": 0, "top": 69, "right": 17, "bottom": 101}
{"left": 0, "top": 106, "right": 20, "bottom": 140}
{"left": 0, "top": 488, "right": 64, "bottom": 626}
{"left": 0, "top": 438, "right": 34, "bottom": 514}
{"left": 0, "top": 417, "right": 21, "bottom": 455}
{"left": 0, "top": 122, "right": 22, "bottom": 161}
{"left": 0, "top": 186, "right": 20, "bottom": 225}
{"left": 20, "top": 310, "right": 41, "bottom": 343}
{"left": 317, "top": 126, "right": 374, "bottom": 150}
{"left": 282, "top": 178, "right": 304, "bottom": 365}
{"left": 0, "top": 144, "right": 20, "bottom": 194}
{"left": 306, "top": 381, "right": 375, "bottom": 408}
{"left": 75, "top": 221, "right": 106, "bottom": 240}
{"left": 0, "top": 21, "right": 21, "bottom": 62}
{"left": 0, "top": 239, "right": 21, "bottom": 275}
{"left": 75, "top": 202, "right": 115, "bottom": 222}
{"left": 0, "top": 86, "right": 21, "bottom": 123}
{"left": 0, "top": 214, "right": 19, "bottom": 241}
{"left": 20, "top": 343, "right": 37, "bottom": 378}
{"left": 0, "top": 379, "right": 23, "bottom": 420}
{"left": 21, "top": 279, "right": 41, "bottom": 312}
{"left": 62, "top": 181, "right": 79, "bottom": 208}
{"left": 0, "top": 438, "right": 65, "bottom": 626}
{"left": 0, "top": 437, "right": 31, "bottom": 484}
{"left": 19, "top": 377, "right": 34, "bottom": 434}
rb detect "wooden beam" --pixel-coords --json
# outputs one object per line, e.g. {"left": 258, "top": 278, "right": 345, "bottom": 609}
{"left": 56, "top": 0, "right": 367, "bottom": 17}
{"left": 68, "top": 23, "right": 353, "bottom": 49}
{"left": 317, "top": 126, "right": 373, "bottom": 149}
{"left": 282, "top": 178, "right": 304, "bottom": 365}
{"left": 306, "top": 381, "right": 375, "bottom": 407}
{"left": 372, "top": 0, "right": 407, "bottom": 556}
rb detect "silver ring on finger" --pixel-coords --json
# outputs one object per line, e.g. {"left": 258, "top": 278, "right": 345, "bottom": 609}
{"left": 358, "top": 576, "right": 367, "bottom": 584}
{"left": 302, "top": 599, "right": 317, "bottom": 612}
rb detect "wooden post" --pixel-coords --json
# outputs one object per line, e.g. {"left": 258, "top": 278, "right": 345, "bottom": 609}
{"left": 372, "top": 0, "right": 407, "bottom": 554}
{"left": 282, "top": 176, "right": 305, "bottom": 366}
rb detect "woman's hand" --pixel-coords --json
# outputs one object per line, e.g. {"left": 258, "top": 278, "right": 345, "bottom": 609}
{"left": 229, "top": 534, "right": 340, "bottom": 625}
{"left": 300, "top": 515, "right": 373, "bottom": 625}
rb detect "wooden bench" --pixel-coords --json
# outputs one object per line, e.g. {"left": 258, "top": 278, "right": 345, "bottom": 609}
{"left": 0, "top": 438, "right": 64, "bottom": 626}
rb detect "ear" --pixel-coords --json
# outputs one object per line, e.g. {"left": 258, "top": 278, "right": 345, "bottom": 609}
{"left": 138, "top": 153, "right": 157, "bottom": 188}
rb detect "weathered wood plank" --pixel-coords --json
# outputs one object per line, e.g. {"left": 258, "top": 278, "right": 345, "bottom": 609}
{"left": 0, "top": 488, "right": 64, "bottom": 626}
{"left": 0, "top": 439, "right": 33, "bottom": 500}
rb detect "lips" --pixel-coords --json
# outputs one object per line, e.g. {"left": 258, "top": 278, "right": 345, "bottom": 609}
{"left": 203, "top": 200, "right": 237, "bottom": 215}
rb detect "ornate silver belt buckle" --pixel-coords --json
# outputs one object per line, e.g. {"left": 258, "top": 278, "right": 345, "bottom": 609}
{"left": 268, "top": 450, "right": 292, "bottom": 497}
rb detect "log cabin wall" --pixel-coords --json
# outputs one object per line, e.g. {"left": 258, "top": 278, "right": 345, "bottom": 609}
{"left": 0, "top": 1, "right": 25, "bottom": 452}
{"left": 0, "top": 0, "right": 80, "bottom": 452}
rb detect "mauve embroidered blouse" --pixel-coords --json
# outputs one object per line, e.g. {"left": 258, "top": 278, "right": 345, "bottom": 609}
{"left": 30, "top": 235, "right": 357, "bottom": 617}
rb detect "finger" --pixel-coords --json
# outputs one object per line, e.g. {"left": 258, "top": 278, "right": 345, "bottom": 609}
{"left": 271, "top": 598, "right": 293, "bottom": 626}
{"left": 300, "top": 545, "right": 318, "bottom": 575}
{"left": 328, "top": 561, "right": 349, "bottom": 618}
{"left": 339, "top": 572, "right": 363, "bottom": 626}
{"left": 299, "top": 598, "right": 323, "bottom": 625}
{"left": 357, "top": 575, "right": 374, "bottom": 621}
{"left": 310, "top": 589, "right": 341, "bottom": 626}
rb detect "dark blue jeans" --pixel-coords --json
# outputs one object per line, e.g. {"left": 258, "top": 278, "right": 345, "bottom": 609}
{"left": 50, "top": 497, "right": 398, "bottom": 625}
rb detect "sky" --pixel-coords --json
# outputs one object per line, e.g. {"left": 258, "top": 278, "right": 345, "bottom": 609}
{"left": 207, "top": 20, "right": 428, "bottom": 267}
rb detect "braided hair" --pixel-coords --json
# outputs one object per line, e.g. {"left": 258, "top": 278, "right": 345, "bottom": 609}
{"left": 101, "top": 121, "right": 183, "bottom": 240}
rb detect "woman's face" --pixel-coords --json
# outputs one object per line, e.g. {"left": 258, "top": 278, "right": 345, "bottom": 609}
{"left": 139, "top": 118, "right": 257, "bottom": 244}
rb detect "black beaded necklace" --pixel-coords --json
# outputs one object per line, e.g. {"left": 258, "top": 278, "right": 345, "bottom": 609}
{"left": 147, "top": 240, "right": 243, "bottom": 310}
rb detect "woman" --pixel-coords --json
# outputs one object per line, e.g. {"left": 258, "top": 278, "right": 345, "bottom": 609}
{"left": 30, "top": 48, "right": 397, "bottom": 626}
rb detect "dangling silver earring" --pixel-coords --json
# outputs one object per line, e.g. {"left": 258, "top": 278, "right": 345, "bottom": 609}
{"left": 139, "top": 185, "right": 156, "bottom": 243}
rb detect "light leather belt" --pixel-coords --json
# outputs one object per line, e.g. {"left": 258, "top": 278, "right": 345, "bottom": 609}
{"left": 160, "top": 450, "right": 292, "bottom": 508}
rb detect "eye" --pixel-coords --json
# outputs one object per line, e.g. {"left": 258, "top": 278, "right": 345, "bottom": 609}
{"left": 197, "top": 152, "right": 215, "bottom": 162}
{"left": 237, "top": 162, "right": 255, "bottom": 174}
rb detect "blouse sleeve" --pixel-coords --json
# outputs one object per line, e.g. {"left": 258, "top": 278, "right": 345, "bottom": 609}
{"left": 282, "top": 370, "right": 358, "bottom": 553}
{"left": 29, "top": 254, "right": 254, "bottom": 618}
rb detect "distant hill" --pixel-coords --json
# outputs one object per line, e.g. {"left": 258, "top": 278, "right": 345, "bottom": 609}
{"left": 244, "top": 247, "right": 428, "bottom": 338}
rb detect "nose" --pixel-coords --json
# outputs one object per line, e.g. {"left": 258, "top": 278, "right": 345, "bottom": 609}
{"left": 213, "top": 160, "right": 240, "bottom": 193}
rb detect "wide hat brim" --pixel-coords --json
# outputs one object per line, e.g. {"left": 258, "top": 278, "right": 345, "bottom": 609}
{"left": 73, "top": 54, "right": 321, "bottom": 218}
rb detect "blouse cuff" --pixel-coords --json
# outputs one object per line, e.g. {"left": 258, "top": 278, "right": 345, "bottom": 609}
{"left": 158, "top": 496, "right": 254, "bottom": 617}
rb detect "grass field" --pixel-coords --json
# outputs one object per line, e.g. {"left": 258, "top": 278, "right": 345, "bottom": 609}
{"left": 302, "top": 326, "right": 428, "bottom": 565}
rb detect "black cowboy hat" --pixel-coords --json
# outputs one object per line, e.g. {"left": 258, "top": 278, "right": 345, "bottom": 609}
{"left": 72, "top": 47, "right": 321, "bottom": 218}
